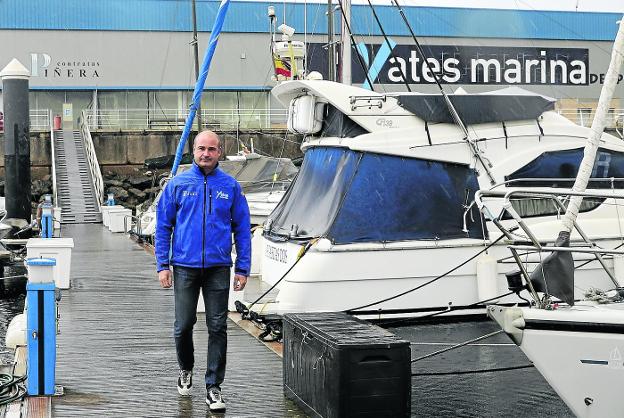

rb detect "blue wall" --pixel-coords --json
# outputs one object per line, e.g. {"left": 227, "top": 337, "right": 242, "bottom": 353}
{"left": 0, "top": 0, "right": 620, "bottom": 41}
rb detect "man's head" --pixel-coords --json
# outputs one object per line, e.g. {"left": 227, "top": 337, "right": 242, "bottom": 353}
{"left": 193, "top": 130, "right": 222, "bottom": 173}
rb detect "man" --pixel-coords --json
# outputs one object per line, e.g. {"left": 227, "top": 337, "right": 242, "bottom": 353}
{"left": 155, "top": 130, "right": 251, "bottom": 412}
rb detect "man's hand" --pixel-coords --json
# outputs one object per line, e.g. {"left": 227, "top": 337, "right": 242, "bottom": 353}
{"left": 159, "top": 269, "right": 173, "bottom": 288}
{"left": 233, "top": 274, "right": 247, "bottom": 291}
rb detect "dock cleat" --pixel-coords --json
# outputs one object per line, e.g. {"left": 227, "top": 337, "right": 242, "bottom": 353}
{"left": 206, "top": 385, "right": 226, "bottom": 411}
{"left": 177, "top": 369, "right": 192, "bottom": 396}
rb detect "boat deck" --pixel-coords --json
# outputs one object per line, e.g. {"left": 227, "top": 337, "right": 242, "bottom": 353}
{"left": 27, "top": 223, "right": 302, "bottom": 417}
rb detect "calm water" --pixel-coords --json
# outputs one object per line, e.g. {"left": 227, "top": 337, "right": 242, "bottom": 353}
{"left": 0, "top": 266, "right": 27, "bottom": 365}
{"left": 390, "top": 319, "right": 573, "bottom": 417}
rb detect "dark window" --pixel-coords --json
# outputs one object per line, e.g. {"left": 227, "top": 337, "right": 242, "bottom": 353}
{"left": 503, "top": 147, "right": 624, "bottom": 218}
{"left": 318, "top": 104, "right": 368, "bottom": 138}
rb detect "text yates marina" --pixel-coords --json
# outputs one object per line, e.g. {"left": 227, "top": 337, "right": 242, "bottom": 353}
{"left": 1, "top": 1, "right": 624, "bottom": 417}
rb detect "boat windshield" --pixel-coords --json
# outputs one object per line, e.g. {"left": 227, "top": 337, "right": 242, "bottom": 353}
{"left": 266, "top": 146, "right": 486, "bottom": 243}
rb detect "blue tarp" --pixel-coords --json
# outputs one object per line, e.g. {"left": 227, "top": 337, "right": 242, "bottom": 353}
{"left": 266, "top": 147, "right": 485, "bottom": 243}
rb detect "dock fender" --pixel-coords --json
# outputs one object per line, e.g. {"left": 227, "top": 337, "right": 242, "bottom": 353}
{"left": 5, "top": 313, "right": 27, "bottom": 349}
{"left": 487, "top": 306, "right": 525, "bottom": 345}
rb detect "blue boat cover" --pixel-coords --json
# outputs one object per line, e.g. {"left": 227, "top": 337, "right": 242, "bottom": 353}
{"left": 266, "top": 147, "right": 486, "bottom": 243}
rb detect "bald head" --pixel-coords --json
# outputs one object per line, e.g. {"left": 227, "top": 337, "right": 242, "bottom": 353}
{"left": 193, "top": 130, "right": 222, "bottom": 174}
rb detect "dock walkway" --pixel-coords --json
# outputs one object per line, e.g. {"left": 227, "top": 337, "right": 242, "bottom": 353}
{"left": 52, "top": 224, "right": 303, "bottom": 417}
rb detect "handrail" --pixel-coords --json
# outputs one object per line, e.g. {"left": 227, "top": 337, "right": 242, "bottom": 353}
{"left": 79, "top": 110, "right": 104, "bottom": 211}
{"left": 49, "top": 110, "right": 58, "bottom": 208}
{"left": 84, "top": 108, "right": 288, "bottom": 131}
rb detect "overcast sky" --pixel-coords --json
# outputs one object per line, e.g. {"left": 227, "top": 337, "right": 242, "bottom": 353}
{"left": 249, "top": 0, "right": 624, "bottom": 13}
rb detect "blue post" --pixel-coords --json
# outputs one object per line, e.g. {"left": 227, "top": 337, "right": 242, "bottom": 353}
{"left": 40, "top": 196, "right": 53, "bottom": 238}
{"left": 26, "top": 257, "right": 57, "bottom": 396}
{"left": 171, "top": 0, "right": 231, "bottom": 176}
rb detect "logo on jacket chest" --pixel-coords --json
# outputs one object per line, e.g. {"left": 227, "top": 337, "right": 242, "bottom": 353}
{"left": 215, "top": 190, "right": 229, "bottom": 200}
{"left": 182, "top": 190, "right": 198, "bottom": 197}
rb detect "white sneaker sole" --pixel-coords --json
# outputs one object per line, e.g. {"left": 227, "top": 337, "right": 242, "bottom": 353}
{"left": 177, "top": 386, "right": 192, "bottom": 396}
{"left": 206, "top": 399, "right": 226, "bottom": 411}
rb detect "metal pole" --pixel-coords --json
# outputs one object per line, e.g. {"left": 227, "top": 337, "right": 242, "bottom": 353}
{"left": 340, "top": 0, "right": 351, "bottom": 84}
{"left": 327, "top": 0, "right": 335, "bottom": 81}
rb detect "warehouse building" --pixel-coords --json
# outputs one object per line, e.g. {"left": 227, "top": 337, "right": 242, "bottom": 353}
{"left": 0, "top": 1, "right": 622, "bottom": 130}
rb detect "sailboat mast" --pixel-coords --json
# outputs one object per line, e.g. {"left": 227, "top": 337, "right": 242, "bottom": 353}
{"left": 561, "top": 17, "right": 624, "bottom": 233}
{"left": 192, "top": 0, "right": 202, "bottom": 141}
{"left": 171, "top": 0, "right": 231, "bottom": 176}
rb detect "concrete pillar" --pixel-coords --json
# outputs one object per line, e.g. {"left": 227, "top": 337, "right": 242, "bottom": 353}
{"left": 0, "top": 59, "right": 31, "bottom": 221}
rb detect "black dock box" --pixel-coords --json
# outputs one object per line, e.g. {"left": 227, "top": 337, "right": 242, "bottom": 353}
{"left": 283, "top": 312, "right": 411, "bottom": 418}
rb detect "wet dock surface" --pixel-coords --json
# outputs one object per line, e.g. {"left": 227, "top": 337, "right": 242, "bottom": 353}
{"left": 52, "top": 224, "right": 303, "bottom": 417}
{"left": 1, "top": 223, "right": 574, "bottom": 417}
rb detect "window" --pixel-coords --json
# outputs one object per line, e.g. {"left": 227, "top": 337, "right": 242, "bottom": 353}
{"left": 266, "top": 147, "right": 485, "bottom": 243}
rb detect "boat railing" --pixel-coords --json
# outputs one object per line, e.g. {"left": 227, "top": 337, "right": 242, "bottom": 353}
{"left": 49, "top": 110, "right": 58, "bottom": 208}
{"left": 84, "top": 108, "right": 288, "bottom": 131}
{"left": 475, "top": 188, "right": 624, "bottom": 300}
{"left": 79, "top": 110, "right": 104, "bottom": 210}
{"left": 557, "top": 108, "right": 624, "bottom": 131}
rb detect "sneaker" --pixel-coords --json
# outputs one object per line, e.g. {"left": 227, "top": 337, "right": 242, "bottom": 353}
{"left": 206, "top": 386, "right": 226, "bottom": 411}
{"left": 177, "top": 370, "right": 192, "bottom": 396}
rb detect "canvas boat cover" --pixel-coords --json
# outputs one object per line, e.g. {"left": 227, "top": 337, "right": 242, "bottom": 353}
{"left": 219, "top": 154, "right": 298, "bottom": 194}
{"left": 265, "top": 146, "right": 486, "bottom": 244}
{"left": 395, "top": 87, "right": 556, "bottom": 124}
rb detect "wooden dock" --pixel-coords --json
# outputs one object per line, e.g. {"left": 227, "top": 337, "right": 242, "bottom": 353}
{"left": 3, "top": 223, "right": 304, "bottom": 417}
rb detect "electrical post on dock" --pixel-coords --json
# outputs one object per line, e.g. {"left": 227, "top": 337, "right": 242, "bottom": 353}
{"left": 40, "top": 195, "right": 54, "bottom": 238}
{"left": 25, "top": 257, "right": 59, "bottom": 396}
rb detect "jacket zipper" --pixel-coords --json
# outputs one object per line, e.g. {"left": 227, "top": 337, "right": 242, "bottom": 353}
{"left": 209, "top": 188, "right": 213, "bottom": 214}
{"left": 202, "top": 178, "right": 207, "bottom": 269}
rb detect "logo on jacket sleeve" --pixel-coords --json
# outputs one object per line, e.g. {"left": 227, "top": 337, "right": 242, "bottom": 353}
{"left": 216, "top": 190, "right": 229, "bottom": 200}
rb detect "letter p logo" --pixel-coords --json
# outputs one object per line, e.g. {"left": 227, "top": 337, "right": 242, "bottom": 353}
{"left": 30, "top": 53, "right": 51, "bottom": 77}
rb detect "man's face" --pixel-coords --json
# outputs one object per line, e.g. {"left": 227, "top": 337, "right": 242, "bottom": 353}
{"left": 193, "top": 133, "right": 222, "bottom": 172}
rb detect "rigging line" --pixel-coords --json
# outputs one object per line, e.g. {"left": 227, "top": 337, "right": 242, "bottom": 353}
{"left": 242, "top": 237, "right": 320, "bottom": 313}
{"left": 390, "top": 0, "right": 496, "bottom": 185}
{"left": 365, "top": 0, "right": 411, "bottom": 92}
{"left": 411, "top": 330, "right": 503, "bottom": 363}
{"left": 377, "top": 290, "right": 515, "bottom": 327}
{"left": 411, "top": 364, "right": 534, "bottom": 377}
{"left": 335, "top": 0, "right": 376, "bottom": 90}
{"left": 345, "top": 234, "right": 506, "bottom": 313}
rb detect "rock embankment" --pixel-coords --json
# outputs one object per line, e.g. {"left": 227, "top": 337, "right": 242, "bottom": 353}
{"left": 103, "top": 169, "right": 164, "bottom": 211}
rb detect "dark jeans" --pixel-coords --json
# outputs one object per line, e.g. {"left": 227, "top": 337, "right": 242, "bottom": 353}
{"left": 172, "top": 265, "right": 229, "bottom": 388}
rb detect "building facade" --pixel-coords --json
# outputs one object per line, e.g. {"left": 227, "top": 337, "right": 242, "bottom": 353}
{"left": 0, "top": 1, "right": 622, "bottom": 130}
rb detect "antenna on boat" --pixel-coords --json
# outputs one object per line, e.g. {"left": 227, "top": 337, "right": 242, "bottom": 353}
{"left": 390, "top": 0, "right": 496, "bottom": 185}
{"left": 364, "top": 0, "right": 411, "bottom": 92}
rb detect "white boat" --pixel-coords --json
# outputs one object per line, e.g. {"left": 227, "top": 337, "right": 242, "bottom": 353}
{"left": 245, "top": 78, "right": 624, "bottom": 319}
{"left": 135, "top": 153, "right": 297, "bottom": 238}
{"left": 486, "top": 16, "right": 624, "bottom": 417}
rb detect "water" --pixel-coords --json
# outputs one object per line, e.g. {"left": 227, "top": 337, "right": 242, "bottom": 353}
{"left": 0, "top": 266, "right": 27, "bottom": 365}
{"left": 389, "top": 319, "right": 573, "bottom": 417}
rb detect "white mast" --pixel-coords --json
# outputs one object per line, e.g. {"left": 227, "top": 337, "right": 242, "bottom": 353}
{"left": 561, "top": 17, "right": 624, "bottom": 233}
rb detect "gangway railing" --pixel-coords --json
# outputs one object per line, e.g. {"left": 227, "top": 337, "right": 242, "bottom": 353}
{"left": 49, "top": 110, "right": 58, "bottom": 207}
{"left": 79, "top": 110, "right": 104, "bottom": 210}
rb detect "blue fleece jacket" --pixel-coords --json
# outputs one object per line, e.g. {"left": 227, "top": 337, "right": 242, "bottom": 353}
{"left": 155, "top": 163, "right": 251, "bottom": 276}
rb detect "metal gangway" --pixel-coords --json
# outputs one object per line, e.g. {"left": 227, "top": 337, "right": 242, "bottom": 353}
{"left": 51, "top": 112, "right": 104, "bottom": 224}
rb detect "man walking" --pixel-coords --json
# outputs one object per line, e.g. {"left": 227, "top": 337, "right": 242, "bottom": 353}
{"left": 155, "top": 130, "right": 251, "bottom": 412}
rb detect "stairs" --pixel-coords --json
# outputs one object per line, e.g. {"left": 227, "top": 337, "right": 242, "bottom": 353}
{"left": 54, "top": 129, "right": 102, "bottom": 224}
